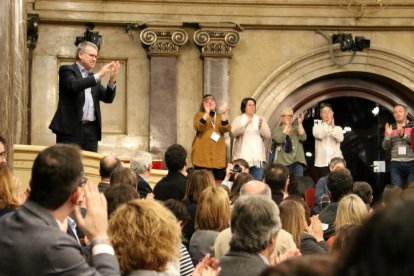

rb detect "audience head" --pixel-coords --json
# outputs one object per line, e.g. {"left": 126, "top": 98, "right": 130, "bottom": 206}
{"left": 330, "top": 224, "right": 361, "bottom": 258}
{"left": 130, "top": 151, "right": 152, "bottom": 176}
{"left": 280, "top": 107, "right": 294, "bottom": 126}
{"left": 165, "top": 144, "right": 187, "bottom": 172}
{"left": 336, "top": 196, "right": 414, "bottom": 275}
{"left": 230, "top": 195, "right": 281, "bottom": 254}
{"left": 109, "top": 167, "right": 137, "bottom": 189}
{"left": 109, "top": 199, "right": 180, "bottom": 274}
{"left": 0, "top": 165, "right": 20, "bottom": 209}
{"left": 382, "top": 184, "right": 402, "bottom": 206}
{"left": 328, "top": 157, "right": 346, "bottom": 171}
{"left": 0, "top": 134, "right": 6, "bottom": 166}
{"left": 393, "top": 104, "right": 408, "bottom": 124}
{"left": 195, "top": 186, "right": 230, "bottom": 232}
{"left": 200, "top": 94, "right": 216, "bottom": 112}
{"left": 182, "top": 169, "right": 215, "bottom": 204}
{"left": 163, "top": 199, "right": 191, "bottom": 227}
{"left": 335, "top": 194, "right": 368, "bottom": 230}
{"left": 99, "top": 154, "right": 122, "bottom": 179}
{"left": 240, "top": 180, "right": 272, "bottom": 198}
{"left": 279, "top": 199, "right": 307, "bottom": 247}
{"left": 319, "top": 102, "right": 334, "bottom": 124}
{"left": 287, "top": 170, "right": 300, "bottom": 196}
{"left": 104, "top": 183, "right": 139, "bottom": 217}
{"left": 29, "top": 144, "right": 83, "bottom": 210}
{"left": 229, "top": 172, "right": 254, "bottom": 203}
{"left": 353, "top": 181, "right": 373, "bottom": 205}
{"left": 327, "top": 167, "right": 353, "bottom": 202}
{"left": 240, "top": 97, "right": 256, "bottom": 115}
{"left": 260, "top": 254, "right": 336, "bottom": 276}
{"left": 264, "top": 164, "right": 289, "bottom": 192}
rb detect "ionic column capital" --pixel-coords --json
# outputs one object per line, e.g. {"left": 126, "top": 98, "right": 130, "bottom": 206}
{"left": 194, "top": 29, "right": 240, "bottom": 58}
{"left": 140, "top": 28, "right": 188, "bottom": 57}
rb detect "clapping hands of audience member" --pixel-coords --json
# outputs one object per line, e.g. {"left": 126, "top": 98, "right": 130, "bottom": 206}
{"left": 384, "top": 123, "right": 393, "bottom": 138}
{"left": 270, "top": 248, "right": 301, "bottom": 265}
{"left": 307, "top": 215, "right": 324, "bottom": 242}
{"left": 145, "top": 192, "right": 155, "bottom": 200}
{"left": 192, "top": 254, "right": 221, "bottom": 276}
{"left": 74, "top": 183, "right": 109, "bottom": 241}
{"left": 297, "top": 112, "right": 304, "bottom": 124}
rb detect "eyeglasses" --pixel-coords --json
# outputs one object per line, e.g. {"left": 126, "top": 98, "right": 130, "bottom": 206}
{"left": 282, "top": 114, "right": 293, "bottom": 118}
{"left": 81, "top": 51, "right": 98, "bottom": 59}
{"left": 79, "top": 177, "right": 88, "bottom": 187}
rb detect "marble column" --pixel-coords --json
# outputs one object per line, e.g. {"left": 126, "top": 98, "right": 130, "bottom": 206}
{"left": 0, "top": 0, "right": 29, "bottom": 165}
{"left": 194, "top": 27, "right": 240, "bottom": 161}
{"left": 140, "top": 27, "right": 188, "bottom": 159}
{"left": 193, "top": 28, "right": 240, "bottom": 105}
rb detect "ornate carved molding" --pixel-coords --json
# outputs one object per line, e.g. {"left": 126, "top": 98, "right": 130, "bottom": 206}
{"left": 194, "top": 29, "right": 240, "bottom": 58}
{"left": 140, "top": 28, "right": 188, "bottom": 57}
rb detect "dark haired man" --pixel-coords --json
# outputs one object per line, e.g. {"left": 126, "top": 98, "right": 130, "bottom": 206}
{"left": 49, "top": 41, "right": 121, "bottom": 152}
{"left": 0, "top": 144, "right": 119, "bottom": 275}
{"left": 319, "top": 167, "right": 353, "bottom": 240}
{"left": 0, "top": 134, "right": 7, "bottom": 166}
{"left": 153, "top": 144, "right": 188, "bottom": 201}
{"left": 264, "top": 163, "right": 290, "bottom": 205}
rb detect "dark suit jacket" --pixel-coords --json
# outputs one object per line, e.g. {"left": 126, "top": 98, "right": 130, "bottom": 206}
{"left": 319, "top": 201, "right": 339, "bottom": 240}
{"left": 49, "top": 63, "right": 116, "bottom": 141}
{"left": 219, "top": 251, "right": 268, "bottom": 276}
{"left": 137, "top": 175, "right": 153, "bottom": 198}
{"left": 153, "top": 171, "right": 187, "bottom": 201}
{"left": 0, "top": 200, "right": 120, "bottom": 275}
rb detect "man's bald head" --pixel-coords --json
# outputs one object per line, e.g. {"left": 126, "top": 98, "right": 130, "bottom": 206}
{"left": 99, "top": 154, "right": 122, "bottom": 179}
{"left": 240, "top": 180, "right": 272, "bottom": 198}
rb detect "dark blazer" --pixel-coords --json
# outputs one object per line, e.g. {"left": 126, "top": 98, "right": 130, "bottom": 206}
{"left": 153, "top": 171, "right": 187, "bottom": 201}
{"left": 219, "top": 251, "right": 268, "bottom": 276}
{"left": 49, "top": 63, "right": 116, "bottom": 140}
{"left": 137, "top": 175, "right": 153, "bottom": 199}
{"left": 319, "top": 202, "right": 339, "bottom": 240}
{"left": 0, "top": 200, "right": 120, "bottom": 275}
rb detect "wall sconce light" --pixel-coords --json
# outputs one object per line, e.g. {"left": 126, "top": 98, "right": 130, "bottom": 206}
{"left": 75, "top": 23, "right": 102, "bottom": 49}
{"left": 27, "top": 14, "right": 39, "bottom": 49}
{"left": 332, "top": 33, "right": 370, "bottom": 52}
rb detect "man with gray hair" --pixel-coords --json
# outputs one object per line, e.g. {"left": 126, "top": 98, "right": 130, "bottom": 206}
{"left": 219, "top": 195, "right": 282, "bottom": 276}
{"left": 130, "top": 151, "right": 153, "bottom": 198}
{"left": 214, "top": 180, "right": 297, "bottom": 259}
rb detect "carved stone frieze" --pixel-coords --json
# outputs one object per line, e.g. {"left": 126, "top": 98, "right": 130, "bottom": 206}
{"left": 194, "top": 29, "right": 240, "bottom": 58}
{"left": 140, "top": 28, "right": 188, "bottom": 57}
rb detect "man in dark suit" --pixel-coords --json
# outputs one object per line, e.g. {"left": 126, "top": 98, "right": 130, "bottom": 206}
{"left": 219, "top": 195, "right": 282, "bottom": 276}
{"left": 49, "top": 41, "right": 120, "bottom": 152}
{"left": 130, "top": 151, "right": 154, "bottom": 198}
{"left": 153, "top": 144, "right": 188, "bottom": 201}
{"left": 98, "top": 154, "right": 122, "bottom": 193}
{"left": 0, "top": 144, "right": 120, "bottom": 275}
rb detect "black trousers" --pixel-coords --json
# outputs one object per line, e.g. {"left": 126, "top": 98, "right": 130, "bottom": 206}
{"left": 56, "top": 121, "right": 99, "bottom": 152}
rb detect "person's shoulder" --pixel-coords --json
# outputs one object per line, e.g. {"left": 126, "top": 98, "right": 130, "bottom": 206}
{"left": 59, "top": 63, "right": 77, "bottom": 72}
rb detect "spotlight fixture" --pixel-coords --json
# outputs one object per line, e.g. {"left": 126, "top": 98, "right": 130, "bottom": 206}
{"left": 332, "top": 33, "right": 370, "bottom": 52}
{"left": 75, "top": 23, "right": 102, "bottom": 49}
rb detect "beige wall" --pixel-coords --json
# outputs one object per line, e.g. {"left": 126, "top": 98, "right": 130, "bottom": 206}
{"left": 28, "top": 0, "right": 414, "bottom": 161}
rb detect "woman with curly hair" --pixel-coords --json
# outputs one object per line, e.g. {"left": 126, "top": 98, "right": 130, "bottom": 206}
{"left": 108, "top": 199, "right": 181, "bottom": 275}
{"left": 189, "top": 186, "right": 230, "bottom": 265}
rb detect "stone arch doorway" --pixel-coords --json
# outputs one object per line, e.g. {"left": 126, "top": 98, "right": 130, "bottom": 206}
{"left": 254, "top": 47, "right": 414, "bottom": 199}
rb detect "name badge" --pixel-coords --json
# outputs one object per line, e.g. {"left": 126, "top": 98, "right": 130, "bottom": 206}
{"left": 210, "top": 132, "right": 220, "bottom": 142}
{"left": 398, "top": 146, "right": 407, "bottom": 155}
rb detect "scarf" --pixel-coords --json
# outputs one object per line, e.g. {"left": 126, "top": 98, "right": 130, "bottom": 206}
{"left": 240, "top": 113, "right": 264, "bottom": 167}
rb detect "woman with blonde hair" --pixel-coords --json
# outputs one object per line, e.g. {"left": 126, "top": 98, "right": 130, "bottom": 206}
{"left": 189, "top": 186, "right": 230, "bottom": 265}
{"left": 108, "top": 199, "right": 181, "bottom": 275}
{"left": 335, "top": 193, "right": 369, "bottom": 230}
{"left": 279, "top": 198, "right": 328, "bottom": 254}
{"left": 0, "top": 166, "right": 21, "bottom": 217}
{"left": 182, "top": 169, "right": 215, "bottom": 245}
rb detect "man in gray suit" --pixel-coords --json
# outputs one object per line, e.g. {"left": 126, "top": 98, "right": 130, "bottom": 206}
{"left": 0, "top": 144, "right": 120, "bottom": 275}
{"left": 219, "top": 194, "right": 282, "bottom": 276}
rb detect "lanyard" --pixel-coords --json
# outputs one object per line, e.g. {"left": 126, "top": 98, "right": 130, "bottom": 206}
{"left": 210, "top": 112, "right": 216, "bottom": 130}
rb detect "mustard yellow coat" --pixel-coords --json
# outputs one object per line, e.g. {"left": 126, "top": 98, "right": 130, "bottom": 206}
{"left": 191, "top": 112, "right": 231, "bottom": 169}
